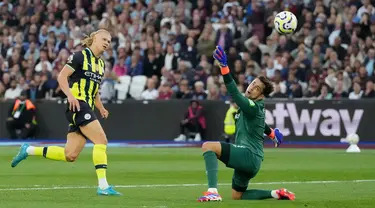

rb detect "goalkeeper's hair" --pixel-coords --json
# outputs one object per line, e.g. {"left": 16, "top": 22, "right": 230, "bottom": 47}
{"left": 258, "top": 75, "right": 274, "bottom": 97}
{"left": 81, "top": 29, "right": 109, "bottom": 47}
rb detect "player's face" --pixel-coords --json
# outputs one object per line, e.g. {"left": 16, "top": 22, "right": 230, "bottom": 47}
{"left": 94, "top": 31, "right": 111, "bottom": 53}
{"left": 245, "top": 78, "right": 264, "bottom": 100}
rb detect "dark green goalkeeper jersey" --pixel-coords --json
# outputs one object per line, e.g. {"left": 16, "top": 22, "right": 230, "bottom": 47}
{"left": 223, "top": 74, "right": 265, "bottom": 159}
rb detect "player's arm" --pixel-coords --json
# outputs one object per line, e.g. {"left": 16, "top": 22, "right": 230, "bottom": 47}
{"left": 94, "top": 93, "right": 104, "bottom": 111}
{"left": 222, "top": 71, "right": 257, "bottom": 115}
{"left": 264, "top": 123, "right": 283, "bottom": 147}
{"left": 58, "top": 52, "right": 83, "bottom": 112}
{"left": 95, "top": 92, "right": 109, "bottom": 119}
{"left": 213, "top": 45, "right": 257, "bottom": 115}
{"left": 57, "top": 66, "right": 75, "bottom": 100}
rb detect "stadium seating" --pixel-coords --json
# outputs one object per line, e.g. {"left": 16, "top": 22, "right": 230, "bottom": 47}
{"left": 129, "top": 75, "right": 147, "bottom": 100}
{"left": 114, "top": 75, "right": 131, "bottom": 101}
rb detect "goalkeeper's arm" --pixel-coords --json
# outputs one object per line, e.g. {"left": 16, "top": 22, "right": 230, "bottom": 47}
{"left": 221, "top": 66, "right": 257, "bottom": 116}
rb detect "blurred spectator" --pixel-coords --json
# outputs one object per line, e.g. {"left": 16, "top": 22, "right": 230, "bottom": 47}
{"left": 4, "top": 79, "right": 22, "bottom": 100}
{"left": 141, "top": 78, "right": 158, "bottom": 100}
{"left": 174, "top": 100, "right": 206, "bottom": 142}
{"left": 333, "top": 80, "right": 349, "bottom": 99}
{"left": 349, "top": 82, "right": 363, "bottom": 99}
{"left": 218, "top": 83, "right": 230, "bottom": 101}
{"left": 158, "top": 82, "right": 173, "bottom": 100}
{"left": 6, "top": 91, "right": 37, "bottom": 139}
{"left": 143, "top": 49, "right": 162, "bottom": 78}
{"left": 207, "top": 85, "right": 219, "bottom": 100}
{"left": 363, "top": 80, "right": 375, "bottom": 98}
{"left": 175, "top": 79, "right": 192, "bottom": 99}
{"left": 318, "top": 84, "right": 333, "bottom": 100}
{"left": 191, "top": 81, "right": 207, "bottom": 100}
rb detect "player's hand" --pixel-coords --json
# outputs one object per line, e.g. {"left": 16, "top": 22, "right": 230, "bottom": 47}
{"left": 100, "top": 108, "right": 109, "bottom": 119}
{"left": 272, "top": 128, "right": 283, "bottom": 147}
{"left": 213, "top": 45, "right": 227, "bottom": 67}
{"left": 68, "top": 95, "right": 80, "bottom": 112}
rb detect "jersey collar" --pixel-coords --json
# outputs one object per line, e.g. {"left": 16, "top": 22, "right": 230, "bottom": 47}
{"left": 86, "top": 47, "right": 100, "bottom": 59}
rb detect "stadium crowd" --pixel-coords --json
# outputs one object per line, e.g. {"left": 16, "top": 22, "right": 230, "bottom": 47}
{"left": 0, "top": 0, "right": 375, "bottom": 102}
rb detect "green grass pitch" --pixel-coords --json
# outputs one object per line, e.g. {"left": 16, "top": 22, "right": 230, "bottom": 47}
{"left": 0, "top": 147, "right": 374, "bottom": 208}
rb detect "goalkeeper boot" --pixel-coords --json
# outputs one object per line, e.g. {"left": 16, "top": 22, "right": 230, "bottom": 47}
{"left": 11, "top": 143, "right": 29, "bottom": 167}
{"left": 197, "top": 192, "right": 222, "bottom": 202}
{"left": 97, "top": 186, "right": 122, "bottom": 196}
{"left": 276, "top": 188, "right": 295, "bottom": 200}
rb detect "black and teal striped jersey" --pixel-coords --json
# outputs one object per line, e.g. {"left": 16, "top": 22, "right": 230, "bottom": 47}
{"left": 65, "top": 47, "right": 105, "bottom": 110}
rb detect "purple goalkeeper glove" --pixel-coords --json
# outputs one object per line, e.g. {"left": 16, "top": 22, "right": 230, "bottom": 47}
{"left": 213, "top": 45, "right": 228, "bottom": 67}
{"left": 273, "top": 128, "right": 283, "bottom": 147}
{"left": 268, "top": 128, "right": 283, "bottom": 147}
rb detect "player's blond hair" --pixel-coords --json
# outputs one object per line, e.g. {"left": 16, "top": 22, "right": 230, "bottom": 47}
{"left": 81, "top": 29, "right": 109, "bottom": 47}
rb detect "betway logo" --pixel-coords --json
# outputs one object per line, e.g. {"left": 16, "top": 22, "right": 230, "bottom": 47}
{"left": 265, "top": 103, "right": 364, "bottom": 137}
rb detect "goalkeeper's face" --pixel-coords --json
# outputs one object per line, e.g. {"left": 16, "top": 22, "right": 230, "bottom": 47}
{"left": 245, "top": 78, "right": 265, "bottom": 100}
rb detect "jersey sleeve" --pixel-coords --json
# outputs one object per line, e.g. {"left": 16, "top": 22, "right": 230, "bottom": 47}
{"left": 223, "top": 73, "right": 258, "bottom": 116}
{"left": 65, "top": 52, "right": 84, "bottom": 72}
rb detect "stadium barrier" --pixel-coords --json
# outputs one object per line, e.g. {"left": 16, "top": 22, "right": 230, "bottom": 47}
{"left": 0, "top": 100, "right": 373, "bottom": 142}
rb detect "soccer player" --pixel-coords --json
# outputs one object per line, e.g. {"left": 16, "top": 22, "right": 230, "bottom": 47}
{"left": 197, "top": 45, "right": 295, "bottom": 202}
{"left": 11, "top": 29, "right": 121, "bottom": 196}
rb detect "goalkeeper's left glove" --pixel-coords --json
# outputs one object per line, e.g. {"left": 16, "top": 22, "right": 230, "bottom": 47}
{"left": 268, "top": 128, "right": 283, "bottom": 147}
{"left": 213, "top": 45, "right": 230, "bottom": 75}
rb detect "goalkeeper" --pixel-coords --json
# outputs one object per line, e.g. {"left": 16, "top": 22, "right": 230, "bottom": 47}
{"left": 197, "top": 46, "right": 295, "bottom": 202}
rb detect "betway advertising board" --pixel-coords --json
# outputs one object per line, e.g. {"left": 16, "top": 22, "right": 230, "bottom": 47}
{"left": 263, "top": 101, "right": 371, "bottom": 141}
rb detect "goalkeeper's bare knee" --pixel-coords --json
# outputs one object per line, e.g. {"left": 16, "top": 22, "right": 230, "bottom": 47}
{"left": 202, "top": 142, "right": 221, "bottom": 156}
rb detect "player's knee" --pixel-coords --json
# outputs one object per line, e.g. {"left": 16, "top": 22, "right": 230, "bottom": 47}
{"left": 232, "top": 190, "right": 243, "bottom": 200}
{"left": 97, "top": 132, "right": 108, "bottom": 145}
{"left": 201, "top": 142, "right": 212, "bottom": 152}
{"left": 65, "top": 152, "right": 79, "bottom": 162}
{"left": 92, "top": 131, "right": 108, "bottom": 145}
{"left": 202, "top": 142, "right": 220, "bottom": 154}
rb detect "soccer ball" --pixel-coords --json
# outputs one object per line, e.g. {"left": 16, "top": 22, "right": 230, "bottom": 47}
{"left": 274, "top": 11, "right": 298, "bottom": 34}
{"left": 346, "top": 133, "right": 360, "bottom": 145}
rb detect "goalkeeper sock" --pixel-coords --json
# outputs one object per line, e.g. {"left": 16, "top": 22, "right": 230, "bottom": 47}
{"left": 203, "top": 151, "right": 218, "bottom": 190}
{"left": 240, "top": 189, "right": 273, "bottom": 200}
{"left": 27, "top": 146, "right": 66, "bottom": 161}
{"left": 93, "top": 144, "right": 109, "bottom": 190}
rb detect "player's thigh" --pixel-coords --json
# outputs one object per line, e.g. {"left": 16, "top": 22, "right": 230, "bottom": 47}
{"left": 221, "top": 143, "right": 261, "bottom": 174}
{"left": 65, "top": 132, "right": 86, "bottom": 161}
{"left": 79, "top": 120, "right": 108, "bottom": 145}
{"left": 232, "top": 169, "right": 252, "bottom": 196}
{"left": 67, "top": 101, "right": 107, "bottom": 145}
{"left": 201, "top": 141, "right": 222, "bottom": 157}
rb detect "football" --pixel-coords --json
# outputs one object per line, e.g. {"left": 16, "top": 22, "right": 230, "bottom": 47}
{"left": 274, "top": 11, "right": 298, "bottom": 34}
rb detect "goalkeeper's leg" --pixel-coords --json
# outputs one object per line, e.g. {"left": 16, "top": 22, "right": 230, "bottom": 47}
{"left": 232, "top": 187, "right": 295, "bottom": 200}
{"left": 231, "top": 168, "right": 295, "bottom": 201}
{"left": 11, "top": 132, "right": 86, "bottom": 167}
{"left": 79, "top": 120, "right": 121, "bottom": 196}
{"left": 197, "top": 142, "right": 223, "bottom": 202}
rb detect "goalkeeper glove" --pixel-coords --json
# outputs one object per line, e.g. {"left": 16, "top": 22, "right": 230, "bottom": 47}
{"left": 213, "top": 45, "right": 230, "bottom": 75}
{"left": 268, "top": 128, "right": 283, "bottom": 147}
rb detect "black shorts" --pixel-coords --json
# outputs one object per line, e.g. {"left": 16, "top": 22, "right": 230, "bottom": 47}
{"left": 65, "top": 100, "right": 97, "bottom": 134}
{"left": 219, "top": 142, "right": 262, "bottom": 192}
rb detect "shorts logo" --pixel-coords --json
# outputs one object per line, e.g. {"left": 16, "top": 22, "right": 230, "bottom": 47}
{"left": 84, "top": 113, "right": 91, "bottom": 120}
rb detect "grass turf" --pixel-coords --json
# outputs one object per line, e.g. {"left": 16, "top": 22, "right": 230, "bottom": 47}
{"left": 0, "top": 147, "right": 374, "bottom": 208}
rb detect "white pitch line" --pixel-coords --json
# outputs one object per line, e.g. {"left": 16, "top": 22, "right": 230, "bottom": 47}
{"left": 1, "top": 179, "right": 374, "bottom": 191}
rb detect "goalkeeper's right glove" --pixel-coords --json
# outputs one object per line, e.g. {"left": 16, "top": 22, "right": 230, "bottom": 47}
{"left": 269, "top": 128, "right": 283, "bottom": 147}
